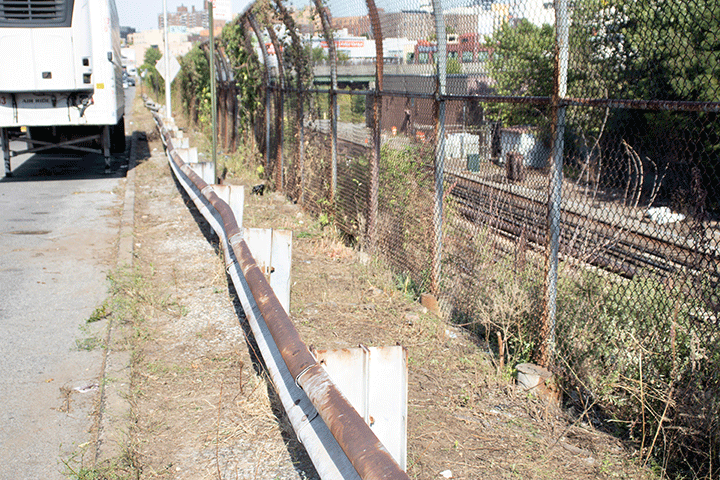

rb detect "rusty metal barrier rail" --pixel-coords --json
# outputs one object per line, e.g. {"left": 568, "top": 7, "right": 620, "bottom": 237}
{"left": 149, "top": 106, "right": 409, "bottom": 480}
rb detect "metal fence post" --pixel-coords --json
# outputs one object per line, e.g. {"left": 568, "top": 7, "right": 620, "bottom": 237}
{"left": 431, "top": 0, "right": 447, "bottom": 294}
{"left": 299, "top": 86, "right": 305, "bottom": 205}
{"left": 247, "top": 12, "right": 272, "bottom": 179}
{"left": 331, "top": 70, "right": 338, "bottom": 202}
{"left": 267, "top": 21, "right": 285, "bottom": 190}
{"left": 539, "top": 0, "right": 570, "bottom": 368}
{"left": 162, "top": 0, "right": 171, "bottom": 120}
{"left": 313, "top": 0, "right": 338, "bottom": 201}
{"left": 366, "top": 0, "right": 383, "bottom": 250}
{"left": 273, "top": 0, "right": 307, "bottom": 204}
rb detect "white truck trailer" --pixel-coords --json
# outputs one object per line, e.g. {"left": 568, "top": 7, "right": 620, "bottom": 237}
{"left": 0, "top": 0, "right": 125, "bottom": 176}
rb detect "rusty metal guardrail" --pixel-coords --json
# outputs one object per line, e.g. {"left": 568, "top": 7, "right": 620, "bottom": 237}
{"left": 148, "top": 104, "right": 409, "bottom": 480}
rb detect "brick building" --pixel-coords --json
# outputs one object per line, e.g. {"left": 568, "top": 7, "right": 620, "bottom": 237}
{"left": 158, "top": 2, "right": 210, "bottom": 29}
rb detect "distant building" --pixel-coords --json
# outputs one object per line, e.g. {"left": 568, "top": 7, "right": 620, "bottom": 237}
{"left": 445, "top": 3, "right": 509, "bottom": 39}
{"left": 158, "top": 2, "right": 228, "bottom": 30}
{"left": 413, "top": 33, "right": 493, "bottom": 64}
{"left": 307, "top": 28, "right": 415, "bottom": 64}
{"left": 128, "top": 29, "right": 193, "bottom": 67}
{"left": 332, "top": 14, "right": 374, "bottom": 38}
{"left": 378, "top": 11, "right": 434, "bottom": 40}
{"left": 120, "top": 26, "right": 136, "bottom": 43}
{"left": 510, "top": 0, "right": 554, "bottom": 27}
{"left": 330, "top": 11, "right": 475, "bottom": 42}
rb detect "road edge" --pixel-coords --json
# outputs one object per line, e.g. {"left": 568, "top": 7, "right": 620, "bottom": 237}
{"left": 93, "top": 130, "right": 137, "bottom": 467}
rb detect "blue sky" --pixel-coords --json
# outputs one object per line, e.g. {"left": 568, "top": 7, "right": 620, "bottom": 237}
{"left": 116, "top": 0, "right": 254, "bottom": 31}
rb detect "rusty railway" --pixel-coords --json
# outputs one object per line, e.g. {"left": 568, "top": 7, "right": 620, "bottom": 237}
{"left": 327, "top": 123, "right": 718, "bottom": 283}
{"left": 446, "top": 172, "right": 718, "bottom": 283}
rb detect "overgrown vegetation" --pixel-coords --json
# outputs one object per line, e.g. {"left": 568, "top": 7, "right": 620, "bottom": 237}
{"left": 557, "top": 269, "right": 720, "bottom": 478}
{"left": 175, "top": 17, "right": 264, "bottom": 156}
{"left": 176, "top": 44, "right": 210, "bottom": 126}
{"left": 62, "top": 265, "right": 184, "bottom": 479}
{"left": 138, "top": 47, "right": 164, "bottom": 99}
{"left": 444, "top": 219, "right": 719, "bottom": 478}
{"left": 487, "top": 0, "right": 720, "bottom": 212}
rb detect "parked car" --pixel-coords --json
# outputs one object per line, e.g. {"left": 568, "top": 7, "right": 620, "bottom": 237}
{"left": 122, "top": 73, "right": 135, "bottom": 88}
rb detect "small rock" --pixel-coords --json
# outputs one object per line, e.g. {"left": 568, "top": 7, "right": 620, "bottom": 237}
{"left": 405, "top": 312, "right": 420, "bottom": 325}
{"left": 421, "top": 293, "right": 440, "bottom": 316}
{"left": 439, "top": 470, "right": 453, "bottom": 478}
{"left": 366, "top": 286, "right": 382, "bottom": 297}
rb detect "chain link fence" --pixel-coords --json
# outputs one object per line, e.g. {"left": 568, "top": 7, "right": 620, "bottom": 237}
{"left": 181, "top": 0, "right": 720, "bottom": 476}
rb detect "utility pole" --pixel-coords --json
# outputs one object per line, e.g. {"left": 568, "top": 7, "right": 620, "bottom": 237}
{"left": 209, "top": 0, "right": 217, "bottom": 181}
{"left": 163, "top": 0, "right": 171, "bottom": 120}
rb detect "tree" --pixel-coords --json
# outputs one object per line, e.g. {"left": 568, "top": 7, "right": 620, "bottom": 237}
{"left": 486, "top": 19, "right": 555, "bottom": 126}
{"left": 485, "top": 2, "right": 719, "bottom": 169}
{"left": 308, "top": 45, "right": 327, "bottom": 64}
{"left": 580, "top": 0, "right": 720, "bottom": 210}
{"left": 220, "top": 20, "right": 263, "bottom": 128}
{"left": 139, "top": 47, "right": 164, "bottom": 97}
{"left": 337, "top": 51, "right": 350, "bottom": 64}
{"left": 143, "top": 47, "right": 162, "bottom": 67}
{"left": 617, "top": 0, "right": 718, "bottom": 102}
{"left": 570, "top": 0, "right": 719, "bottom": 102}
{"left": 176, "top": 45, "right": 209, "bottom": 124}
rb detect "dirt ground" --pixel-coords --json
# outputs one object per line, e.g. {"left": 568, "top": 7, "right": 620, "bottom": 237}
{"left": 100, "top": 96, "right": 657, "bottom": 479}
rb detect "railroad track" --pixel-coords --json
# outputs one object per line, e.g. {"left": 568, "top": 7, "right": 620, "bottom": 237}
{"left": 310, "top": 121, "right": 717, "bottom": 283}
{"left": 447, "top": 172, "right": 718, "bottom": 283}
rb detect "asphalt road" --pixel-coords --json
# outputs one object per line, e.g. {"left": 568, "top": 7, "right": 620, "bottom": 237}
{"left": 0, "top": 88, "right": 134, "bottom": 479}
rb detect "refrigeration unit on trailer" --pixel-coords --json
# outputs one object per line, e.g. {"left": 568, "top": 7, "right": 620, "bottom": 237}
{"left": 0, "top": 0, "right": 125, "bottom": 176}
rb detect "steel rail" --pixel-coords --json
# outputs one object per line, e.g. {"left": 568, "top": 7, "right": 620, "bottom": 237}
{"left": 150, "top": 108, "right": 409, "bottom": 480}
{"left": 447, "top": 173, "right": 717, "bottom": 282}
{"left": 451, "top": 172, "right": 716, "bottom": 259}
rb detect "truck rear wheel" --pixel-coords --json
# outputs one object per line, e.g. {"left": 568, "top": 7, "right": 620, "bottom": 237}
{"left": 110, "top": 116, "right": 126, "bottom": 153}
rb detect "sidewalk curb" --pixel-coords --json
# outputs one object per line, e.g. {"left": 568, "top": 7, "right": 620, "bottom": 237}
{"left": 94, "top": 130, "right": 137, "bottom": 465}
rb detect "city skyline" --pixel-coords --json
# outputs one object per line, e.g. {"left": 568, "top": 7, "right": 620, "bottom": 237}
{"left": 117, "top": 0, "right": 252, "bottom": 32}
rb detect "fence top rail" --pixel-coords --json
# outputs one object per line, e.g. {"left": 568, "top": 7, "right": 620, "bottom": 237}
{"left": 271, "top": 83, "right": 720, "bottom": 112}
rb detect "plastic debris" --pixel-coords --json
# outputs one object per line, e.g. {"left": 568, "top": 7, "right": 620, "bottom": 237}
{"left": 646, "top": 206, "right": 685, "bottom": 224}
{"left": 74, "top": 383, "right": 99, "bottom": 393}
